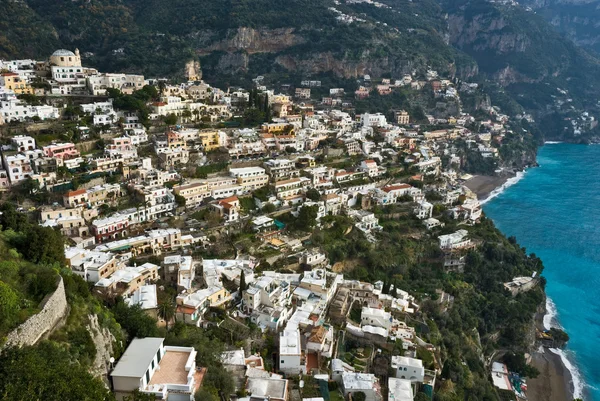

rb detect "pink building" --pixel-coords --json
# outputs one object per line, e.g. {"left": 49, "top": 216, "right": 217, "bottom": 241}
{"left": 355, "top": 86, "right": 370, "bottom": 99}
{"left": 43, "top": 142, "right": 80, "bottom": 160}
{"left": 92, "top": 213, "right": 130, "bottom": 242}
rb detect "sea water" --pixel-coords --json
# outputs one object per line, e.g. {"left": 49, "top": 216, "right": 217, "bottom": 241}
{"left": 483, "top": 143, "right": 600, "bottom": 400}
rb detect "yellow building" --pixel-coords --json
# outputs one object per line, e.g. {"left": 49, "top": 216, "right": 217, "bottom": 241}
{"left": 395, "top": 110, "right": 410, "bottom": 125}
{"left": 173, "top": 181, "right": 210, "bottom": 208}
{"left": 198, "top": 130, "right": 221, "bottom": 151}
{"left": 0, "top": 73, "right": 34, "bottom": 95}
{"left": 261, "top": 122, "right": 294, "bottom": 134}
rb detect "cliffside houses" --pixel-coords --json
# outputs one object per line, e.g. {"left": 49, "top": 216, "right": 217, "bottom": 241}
{"left": 0, "top": 48, "right": 522, "bottom": 401}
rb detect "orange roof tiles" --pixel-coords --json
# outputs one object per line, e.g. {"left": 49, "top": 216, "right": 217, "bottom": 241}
{"left": 66, "top": 189, "right": 87, "bottom": 197}
{"left": 383, "top": 184, "right": 411, "bottom": 193}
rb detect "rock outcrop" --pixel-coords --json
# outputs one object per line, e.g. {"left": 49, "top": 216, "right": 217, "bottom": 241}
{"left": 86, "top": 314, "right": 116, "bottom": 381}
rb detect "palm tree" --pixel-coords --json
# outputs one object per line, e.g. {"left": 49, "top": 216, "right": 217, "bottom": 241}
{"left": 158, "top": 300, "right": 176, "bottom": 330}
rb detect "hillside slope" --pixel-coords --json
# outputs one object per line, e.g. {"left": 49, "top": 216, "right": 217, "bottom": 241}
{"left": 2, "top": 0, "right": 600, "bottom": 139}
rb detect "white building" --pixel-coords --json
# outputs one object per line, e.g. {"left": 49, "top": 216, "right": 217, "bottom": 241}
{"left": 229, "top": 166, "right": 269, "bottom": 191}
{"left": 0, "top": 89, "right": 60, "bottom": 124}
{"left": 423, "top": 217, "right": 443, "bottom": 230}
{"left": 360, "top": 159, "right": 384, "bottom": 178}
{"left": 361, "top": 307, "right": 392, "bottom": 330}
{"left": 279, "top": 329, "right": 306, "bottom": 375}
{"left": 87, "top": 73, "right": 145, "bottom": 96}
{"left": 360, "top": 113, "right": 387, "bottom": 128}
{"left": 413, "top": 200, "right": 433, "bottom": 219}
{"left": 438, "top": 229, "right": 471, "bottom": 250}
{"left": 125, "top": 284, "right": 158, "bottom": 313}
{"left": 2, "top": 153, "right": 34, "bottom": 184}
{"left": 391, "top": 356, "right": 424, "bottom": 382}
{"left": 340, "top": 372, "right": 382, "bottom": 401}
{"left": 388, "top": 377, "right": 414, "bottom": 401}
{"left": 111, "top": 337, "right": 198, "bottom": 401}
{"left": 64, "top": 247, "right": 120, "bottom": 283}
{"left": 11, "top": 135, "right": 36, "bottom": 152}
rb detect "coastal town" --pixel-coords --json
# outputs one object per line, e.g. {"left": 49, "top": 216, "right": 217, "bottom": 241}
{"left": 0, "top": 49, "right": 570, "bottom": 401}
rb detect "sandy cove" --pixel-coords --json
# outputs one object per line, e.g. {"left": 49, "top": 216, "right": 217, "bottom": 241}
{"left": 463, "top": 174, "right": 512, "bottom": 200}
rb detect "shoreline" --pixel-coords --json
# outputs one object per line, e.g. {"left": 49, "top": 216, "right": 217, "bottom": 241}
{"left": 463, "top": 171, "right": 526, "bottom": 202}
{"left": 526, "top": 302, "right": 575, "bottom": 401}
{"left": 469, "top": 165, "right": 582, "bottom": 401}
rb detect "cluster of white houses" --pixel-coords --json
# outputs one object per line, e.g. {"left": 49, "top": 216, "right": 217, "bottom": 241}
{"left": 0, "top": 50, "right": 519, "bottom": 401}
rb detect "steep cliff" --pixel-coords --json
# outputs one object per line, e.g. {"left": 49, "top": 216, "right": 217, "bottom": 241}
{"left": 518, "top": 0, "right": 600, "bottom": 55}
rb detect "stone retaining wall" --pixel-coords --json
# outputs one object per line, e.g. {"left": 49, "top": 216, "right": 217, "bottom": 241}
{"left": 4, "top": 277, "right": 68, "bottom": 347}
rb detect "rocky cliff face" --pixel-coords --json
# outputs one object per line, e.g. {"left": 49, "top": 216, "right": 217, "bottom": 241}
{"left": 449, "top": 15, "right": 531, "bottom": 53}
{"left": 86, "top": 314, "right": 116, "bottom": 382}
{"left": 275, "top": 52, "right": 414, "bottom": 79}
{"left": 197, "top": 26, "right": 480, "bottom": 80}
{"left": 198, "top": 27, "right": 304, "bottom": 55}
{"left": 444, "top": 2, "right": 581, "bottom": 87}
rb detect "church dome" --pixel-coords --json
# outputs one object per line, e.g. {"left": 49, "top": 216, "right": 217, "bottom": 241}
{"left": 52, "top": 49, "right": 75, "bottom": 57}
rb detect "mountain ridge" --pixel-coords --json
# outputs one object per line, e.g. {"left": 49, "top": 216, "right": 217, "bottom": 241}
{"left": 3, "top": 0, "right": 600, "bottom": 139}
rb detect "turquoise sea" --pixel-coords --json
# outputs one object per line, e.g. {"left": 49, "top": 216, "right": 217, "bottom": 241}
{"left": 484, "top": 143, "right": 600, "bottom": 401}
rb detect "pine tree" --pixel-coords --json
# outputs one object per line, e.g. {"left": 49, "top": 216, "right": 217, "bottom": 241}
{"left": 239, "top": 270, "right": 247, "bottom": 292}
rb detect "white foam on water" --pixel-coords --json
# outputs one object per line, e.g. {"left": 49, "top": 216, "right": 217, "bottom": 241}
{"left": 543, "top": 297, "right": 560, "bottom": 330}
{"left": 549, "top": 348, "right": 585, "bottom": 400}
{"left": 480, "top": 171, "right": 526, "bottom": 205}
{"left": 545, "top": 298, "right": 587, "bottom": 399}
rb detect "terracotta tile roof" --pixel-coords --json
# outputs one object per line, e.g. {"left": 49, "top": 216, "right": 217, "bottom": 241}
{"left": 66, "top": 189, "right": 87, "bottom": 197}
{"left": 383, "top": 184, "right": 411, "bottom": 193}
{"left": 219, "top": 195, "right": 239, "bottom": 204}
{"left": 177, "top": 305, "right": 197, "bottom": 314}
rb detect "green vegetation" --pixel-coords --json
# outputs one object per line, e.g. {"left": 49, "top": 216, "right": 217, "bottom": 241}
{"left": 112, "top": 300, "right": 160, "bottom": 338}
{"left": 194, "top": 161, "right": 229, "bottom": 179}
{"left": 0, "top": 204, "right": 68, "bottom": 336}
{"left": 0, "top": 343, "right": 113, "bottom": 401}
{"left": 107, "top": 86, "right": 157, "bottom": 126}
{"left": 502, "top": 352, "right": 540, "bottom": 379}
{"left": 0, "top": 204, "right": 126, "bottom": 398}
{"left": 309, "top": 212, "right": 545, "bottom": 399}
